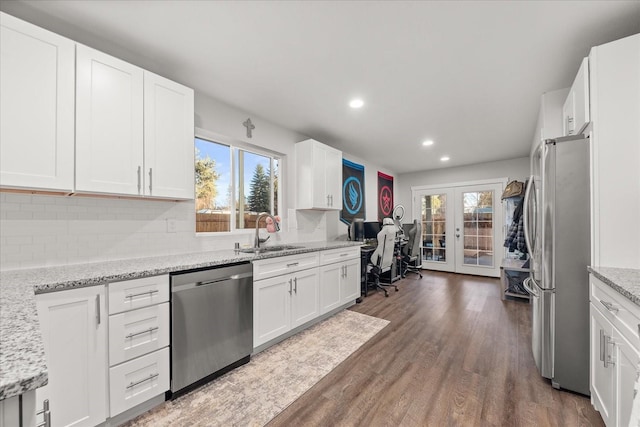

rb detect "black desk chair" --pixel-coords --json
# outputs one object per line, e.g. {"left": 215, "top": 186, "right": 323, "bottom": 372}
{"left": 402, "top": 220, "right": 423, "bottom": 278}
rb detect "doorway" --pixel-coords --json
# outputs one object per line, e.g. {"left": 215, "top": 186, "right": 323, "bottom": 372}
{"left": 412, "top": 179, "right": 506, "bottom": 277}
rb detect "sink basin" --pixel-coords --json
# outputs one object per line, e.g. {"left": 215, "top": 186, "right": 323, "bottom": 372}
{"left": 237, "top": 245, "right": 303, "bottom": 254}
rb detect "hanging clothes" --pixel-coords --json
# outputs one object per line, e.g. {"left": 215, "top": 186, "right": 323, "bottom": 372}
{"left": 504, "top": 198, "right": 527, "bottom": 255}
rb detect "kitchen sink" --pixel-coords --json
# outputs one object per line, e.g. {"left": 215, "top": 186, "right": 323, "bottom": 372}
{"left": 238, "top": 245, "right": 303, "bottom": 254}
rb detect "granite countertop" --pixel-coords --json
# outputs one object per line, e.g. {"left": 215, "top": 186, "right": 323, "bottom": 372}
{"left": 588, "top": 266, "right": 640, "bottom": 307}
{"left": 0, "top": 241, "right": 360, "bottom": 400}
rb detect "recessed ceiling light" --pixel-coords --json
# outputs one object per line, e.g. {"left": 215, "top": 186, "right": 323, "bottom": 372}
{"left": 440, "top": 156, "right": 450, "bottom": 162}
{"left": 349, "top": 99, "right": 364, "bottom": 109}
{"left": 422, "top": 140, "right": 434, "bottom": 146}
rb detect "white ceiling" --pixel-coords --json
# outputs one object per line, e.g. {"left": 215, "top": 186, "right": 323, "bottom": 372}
{"left": 2, "top": 1, "right": 639, "bottom": 174}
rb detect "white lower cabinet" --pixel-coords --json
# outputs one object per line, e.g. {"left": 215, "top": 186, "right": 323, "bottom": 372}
{"left": 35, "top": 286, "right": 107, "bottom": 427}
{"left": 108, "top": 347, "right": 169, "bottom": 417}
{"left": 590, "top": 274, "right": 640, "bottom": 427}
{"left": 253, "top": 253, "right": 321, "bottom": 348}
{"left": 107, "top": 275, "right": 170, "bottom": 417}
{"left": 319, "top": 247, "right": 361, "bottom": 314}
{"left": 253, "top": 268, "right": 319, "bottom": 348}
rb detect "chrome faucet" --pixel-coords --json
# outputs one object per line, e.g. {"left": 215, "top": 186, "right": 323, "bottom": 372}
{"left": 255, "top": 212, "right": 280, "bottom": 249}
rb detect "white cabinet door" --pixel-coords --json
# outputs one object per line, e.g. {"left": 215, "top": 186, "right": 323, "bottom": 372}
{"left": 76, "top": 44, "right": 144, "bottom": 195}
{"left": 291, "top": 268, "right": 319, "bottom": 329}
{"left": 36, "top": 286, "right": 107, "bottom": 427}
{"left": 319, "top": 263, "right": 342, "bottom": 315}
{"left": 340, "top": 258, "right": 361, "bottom": 304}
{"left": 254, "top": 274, "right": 291, "bottom": 347}
{"left": 614, "top": 329, "right": 640, "bottom": 427}
{"left": 296, "top": 139, "right": 342, "bottom": 210}
{"left": 0, "top": 12, "right": 75, "bottom": 192}
{"left": 324, "top": 145, "right": 343, "bottom": 209}
{"left": 143, "top": 71, "right": 194, "bottom": 199}
{"left": 590, "top": 303, "right": 615, "bottom": 427}
{"left": 563, "top": 57, "right": 590, "bottom": 137}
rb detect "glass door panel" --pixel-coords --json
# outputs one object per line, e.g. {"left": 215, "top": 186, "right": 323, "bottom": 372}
{"left": 454, "top": 185, "right": 502, "bottom": 277}
{"left": 414, "top": 189, "right": 454, "bottom": 272}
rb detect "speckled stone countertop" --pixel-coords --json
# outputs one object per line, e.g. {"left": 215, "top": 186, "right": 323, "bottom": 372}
{"left": 0, "top": 241, "right": 360, "bottom": 400}
{"left": 588, "top": 266, "right": 640, "bottom": 307}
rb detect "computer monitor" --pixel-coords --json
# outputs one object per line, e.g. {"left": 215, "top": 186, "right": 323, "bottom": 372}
{"left": 363, "top": 221, "right": 381, "bottom": 240}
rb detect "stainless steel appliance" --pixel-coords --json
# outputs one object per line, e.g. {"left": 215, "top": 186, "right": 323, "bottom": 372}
{"left": 523, "top": 133, "right": 590, "bottom": 395}
{"left": 170, "top": 262, "right": 253, "bottom": 396}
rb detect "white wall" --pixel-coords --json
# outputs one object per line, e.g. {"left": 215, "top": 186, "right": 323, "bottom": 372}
{"left": 396, "top": 157, "right": 530, "bottom": 218}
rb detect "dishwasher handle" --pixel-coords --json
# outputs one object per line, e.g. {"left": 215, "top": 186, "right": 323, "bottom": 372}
{"left": 172, "top": 271, "right": 253, "bottom": 293}
{"left": 196, "top": 272, "right": 253, "bottom": 287}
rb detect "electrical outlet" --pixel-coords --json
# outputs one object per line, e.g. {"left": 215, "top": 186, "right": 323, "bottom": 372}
{"left": 166, "top": 218, "right": 177, "bottom": 233}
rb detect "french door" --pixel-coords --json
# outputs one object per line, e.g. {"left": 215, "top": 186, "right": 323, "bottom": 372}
{"left": 412, "top": 180, "right": 506, "bottom": 277}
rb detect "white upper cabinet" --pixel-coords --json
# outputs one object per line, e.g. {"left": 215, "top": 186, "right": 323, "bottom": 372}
{"left": 296, "top": 139, "right": 343, "bottom": 210}
{"left": 76, "top": 44, "right": 145, "bottom": 196}
{"left": 75, "top": 45, "right": 194, "bottom": 199}
{"left": 562, "top": 57, "right": 590, "bottom": 136}
{"left": 590, "top": 34, "right": 640, "bottom": 268}
{"left": 144, "top": 72, "right": 194, "bottom": 199}
{"left": 0, "top": 12, "right": 75, "bottom": 192}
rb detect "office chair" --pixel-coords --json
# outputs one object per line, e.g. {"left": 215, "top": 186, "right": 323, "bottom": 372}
{"left": 366, "top": 218, "right": 398, "bottom": 297}
{"left": 402, "top": 220, "right": 423, "bottom": 278}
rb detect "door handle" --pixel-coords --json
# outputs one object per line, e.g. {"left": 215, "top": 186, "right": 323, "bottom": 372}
{"left": 148, "top": 167, "right": 153, "bottom": 193}
{"left": 137, "top": 166, "right": 142, "bottom": 194}
{"left": 599, "top": 329, "right": 606, "bottom": 363}
{"left": 288, "top": 278, "right": 292, "bottom": 294}
{"left": 293, "top": 277, "right": 298, "bottom": 293}
{"left": 96, "top": 294, "right": 101, "bottom": 325}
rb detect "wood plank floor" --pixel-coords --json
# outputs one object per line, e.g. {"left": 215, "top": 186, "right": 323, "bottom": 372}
{"left": 267, "top": 271, "right": 604, "bottom": 427}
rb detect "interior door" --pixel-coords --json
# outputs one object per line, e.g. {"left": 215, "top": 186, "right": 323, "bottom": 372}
{"left": 413, "top": 189, "right": 455, "bottom": 272}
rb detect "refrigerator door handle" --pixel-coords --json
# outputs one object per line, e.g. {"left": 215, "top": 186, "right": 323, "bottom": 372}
{"left": 523, "top": 277, "right": 538, "bottom": 297}
{"left": 523, "top": 175, "right": 535, "bottom": 255}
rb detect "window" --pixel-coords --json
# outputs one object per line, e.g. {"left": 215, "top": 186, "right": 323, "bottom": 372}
{"left": 195, "top": 136, "right": 280, "bottom": 233}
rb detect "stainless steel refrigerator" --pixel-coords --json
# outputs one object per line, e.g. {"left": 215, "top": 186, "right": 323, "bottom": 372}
{"left": 523, "top": 133, "right": 591, "bottom": 395}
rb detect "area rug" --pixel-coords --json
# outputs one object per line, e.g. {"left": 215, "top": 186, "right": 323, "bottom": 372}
{"left": 124, "top": 310, "right": 390, "bottom": 427}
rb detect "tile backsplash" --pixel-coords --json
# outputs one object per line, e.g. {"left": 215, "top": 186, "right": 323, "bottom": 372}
{"left": 0, "top": 193, "right": 328, "bottom": 270}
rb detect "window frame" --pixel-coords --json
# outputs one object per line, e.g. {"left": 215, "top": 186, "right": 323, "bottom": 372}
{"left": 195, "top": 128, "right": 283, "bottom": 235}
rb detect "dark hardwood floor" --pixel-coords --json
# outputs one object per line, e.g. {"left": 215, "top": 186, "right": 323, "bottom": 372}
{"left": 267, "top": 271, "right": 604, "bottom": 427}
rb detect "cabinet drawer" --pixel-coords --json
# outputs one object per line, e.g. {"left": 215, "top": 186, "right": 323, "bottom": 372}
{"left": 253, "top": 252, "right": 319, "bottom": 281}
{"left": 319, "top": 246, "right": 360, "bottom": 265}
{"left": 109, "top": 347, "right": 169, "bottom": 417}
{"left": 591, "top": 275, "right": 640, "bottom": 347}
{"left": 109, "top": 302, "right": 169, "bottom": 366}
{"left": 108, "top": 275, "right": 169, "bottom": 314}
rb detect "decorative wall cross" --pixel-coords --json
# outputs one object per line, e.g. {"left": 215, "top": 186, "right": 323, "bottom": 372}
{"left": 243, "top": 118, "right": 255, "bottom": 138}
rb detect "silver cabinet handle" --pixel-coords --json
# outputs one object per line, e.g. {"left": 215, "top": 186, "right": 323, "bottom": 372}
{"left": 286, "top": 262, "right": 299, "bottom": 268}
{"left": 36, "top": 399, "right": 50, "bottom": 427}
{"left": 126, "top": 289, "right": 159, "bottom": 299}
{"left": 126, "top": 373, "right": 159, "bottom": 389}
{"left": 340, "top": 253, "right": 348, "bottom": 257}
{"left": 96, "top": 294, "right": 101, "bottom": 325}
{"left": 126, "top": 326, "right": 159, "bottom": 339}
{"left": 148, "top": 167, "right": 153, "bottom": 193}
{"left": 293, "top": 277, "right": 298, "bottom": 293}
{"left": 137, "top": 165, "right": 142, "bottom": 194}
{"left": 603, "top": 335, "right": 615, "bottom": 368}
{"left": 599, "top": 329, "right": 606, "bottom": 363}
{"left": 327, "top": 195, "right": 330, "bottom": 206}
{"left": 600, "top": 300, "right": 619, "bottom": 313}
{"left": 288, "top": 278, "right": 292, "bottom": 294}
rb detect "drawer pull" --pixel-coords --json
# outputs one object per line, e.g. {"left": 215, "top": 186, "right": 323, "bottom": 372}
{"left": 126, "top": 289, "right": 159, "bottom": 299}
{"left": 126, "top": 372, "right": 159, "bottom": 389}
{"left": 126, "top": 326, "right": 159, "bottom": 339}
{"left": 340, "top": 253, "right": 348, "bottom": 257}
{"left": 286, "top": 262, "right": 299, "bottom": 268}
{"left": 600, "top": 300, "right": 619, "bottom": 313}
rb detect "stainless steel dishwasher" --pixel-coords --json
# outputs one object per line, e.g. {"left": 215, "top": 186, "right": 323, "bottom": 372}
{"left": 170, "top": 262, "right": 253, "bottom": 396}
